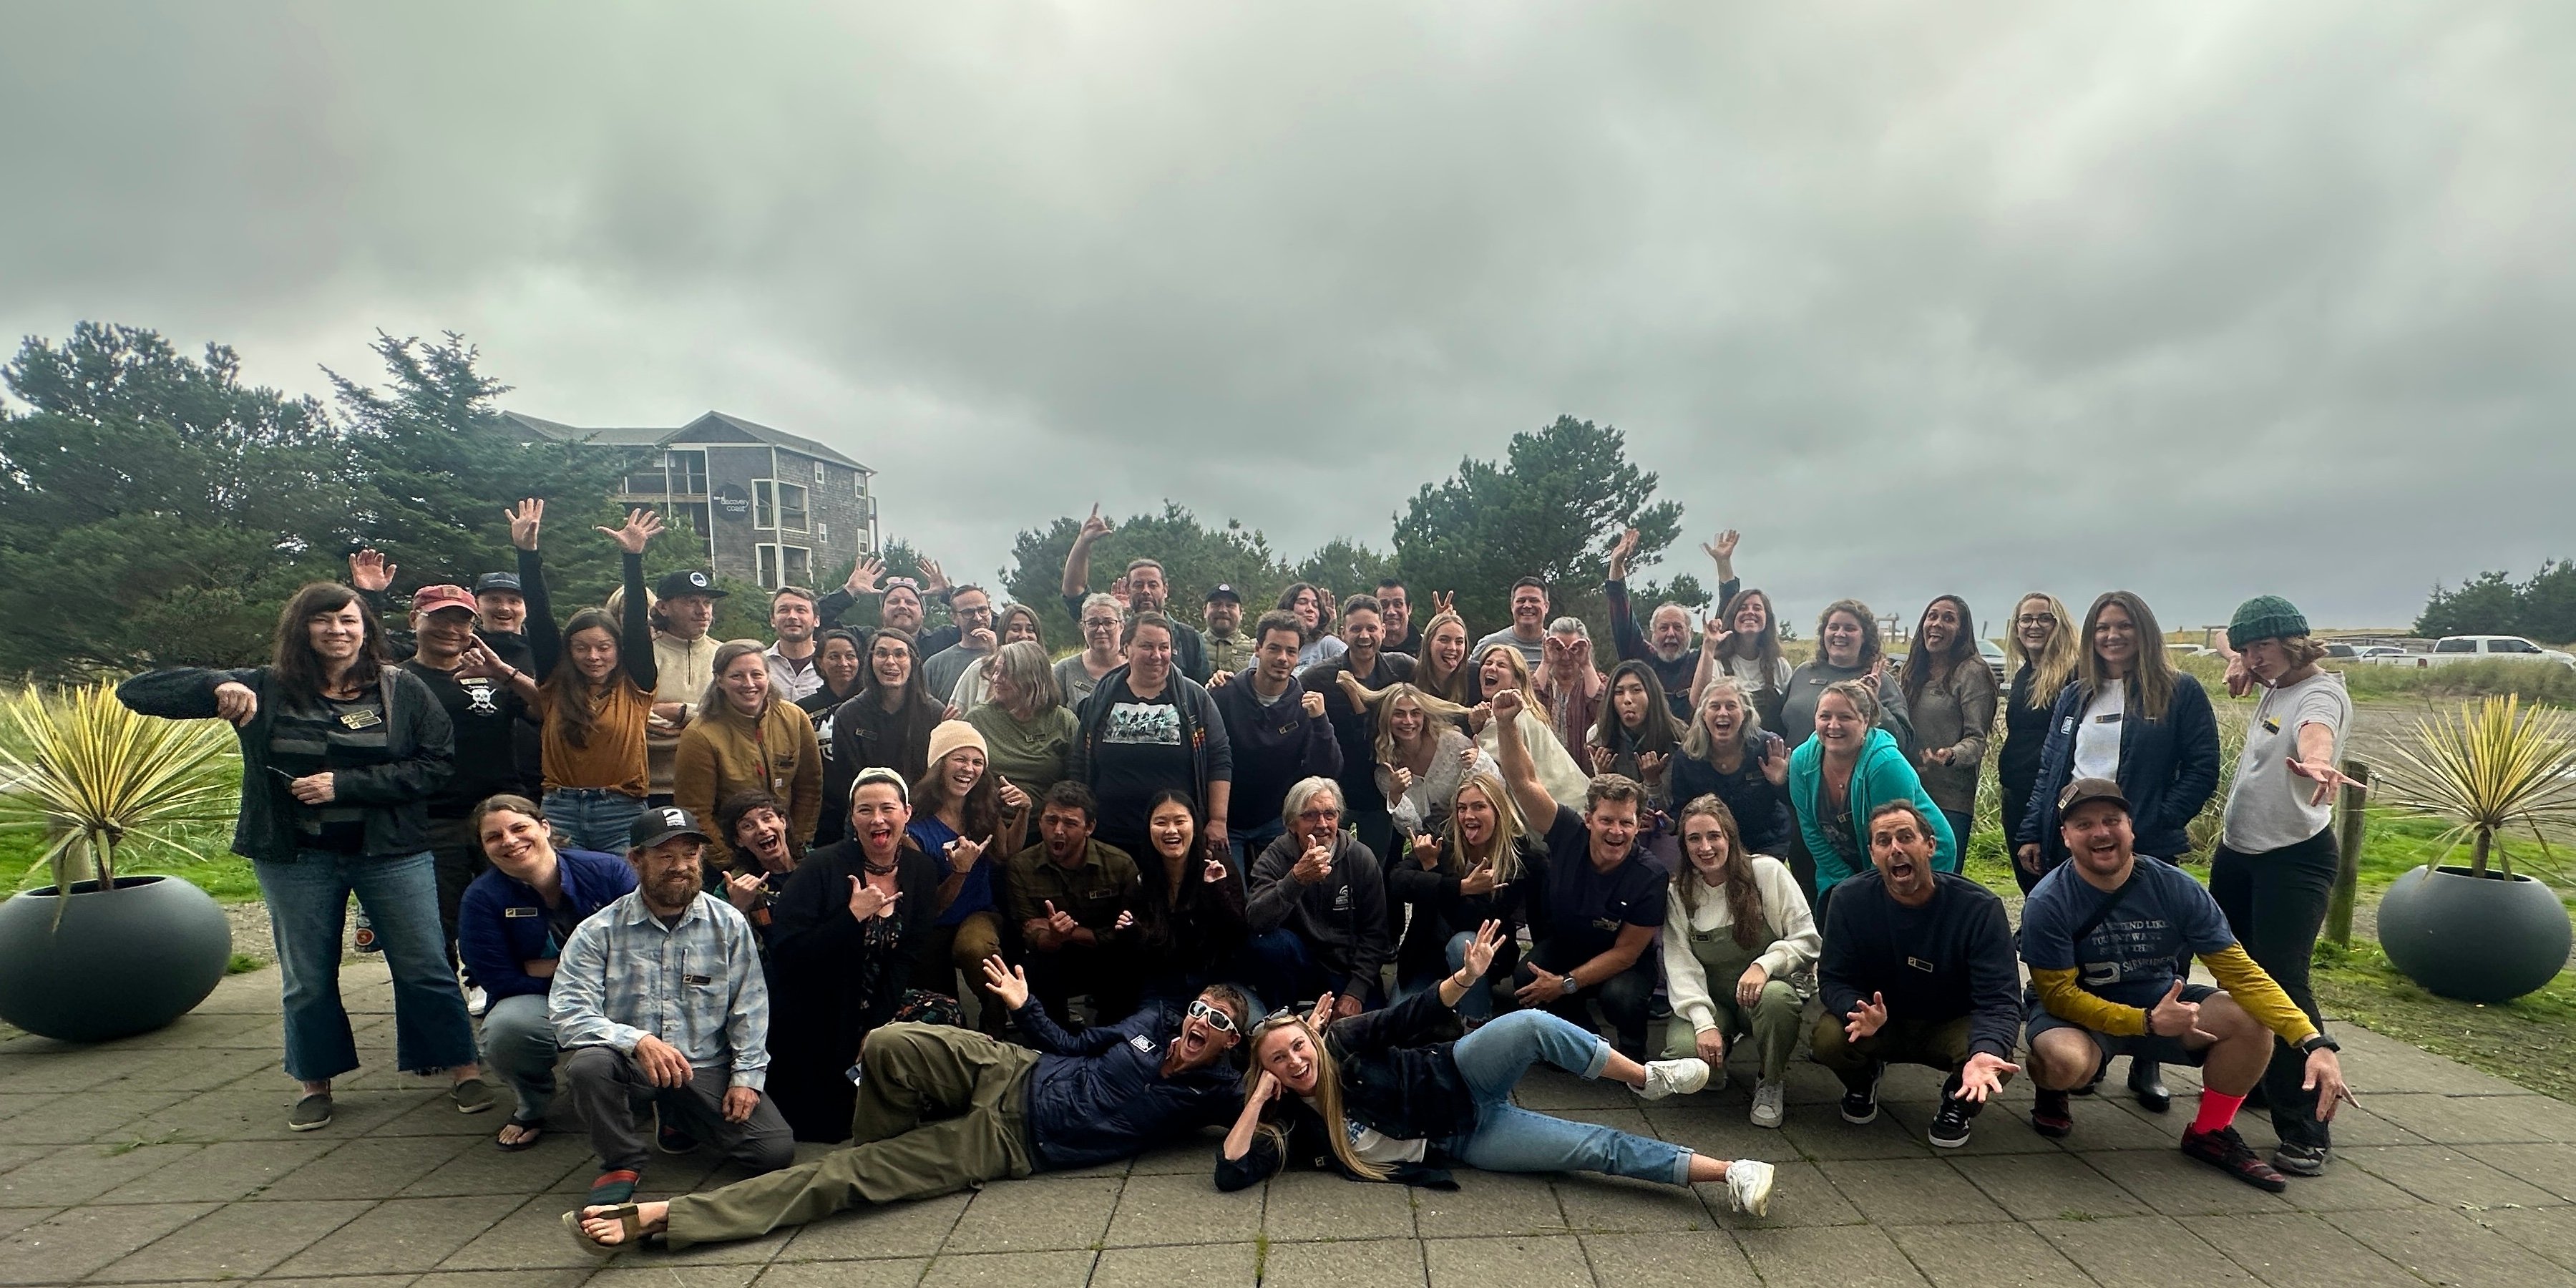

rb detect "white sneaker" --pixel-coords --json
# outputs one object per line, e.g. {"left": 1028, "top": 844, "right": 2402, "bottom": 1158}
{"left": 1635, "top": 1058, "right": 1711, "bottom": 1101}
{"left": 1749, "top": 1078, "right": 1786, "bottom": 1129}
{"left": 1724, "top": 1158, "right": 1776, "bottom": 1216}
{"left": 466, "top": 986, "right": 489, "bottom": 1018}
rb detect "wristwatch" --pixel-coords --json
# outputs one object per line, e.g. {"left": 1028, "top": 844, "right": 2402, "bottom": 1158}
{"left": 2298, "top": 1033, "right": 2340, "bottom": 1055}
{"left": 1558, "top": 972, "right": 1582, "bottom": 997}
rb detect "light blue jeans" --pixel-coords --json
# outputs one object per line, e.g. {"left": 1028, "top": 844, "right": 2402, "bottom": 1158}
{"left": 479, "top": 992, "right": 560, "bottom": 1121}
{"left": 256, "top": 849, "right": 479, "bottom": 1083}
{"left": 1444, "top": 1010, "right": 1692, "bottom": 1185}
{"left": 1393, "top": 931, "right": 1501, "bottom": 1022}
{"left": 542, "top": 788, "right": 647, "bottom": 854}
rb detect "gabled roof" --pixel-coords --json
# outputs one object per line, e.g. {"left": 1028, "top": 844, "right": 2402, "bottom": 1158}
{"left": 503, "top": 410, "right": 869, "bottom": 471}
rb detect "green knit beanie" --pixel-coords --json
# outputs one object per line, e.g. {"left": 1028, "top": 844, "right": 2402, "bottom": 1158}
{"left": 2228, "top": 595, "right": 2308, "bottom": 650}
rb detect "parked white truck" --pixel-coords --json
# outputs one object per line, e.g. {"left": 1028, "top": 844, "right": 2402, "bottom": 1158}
{"left": 2371, "top": 635, "right": 2576, "bottom": 669}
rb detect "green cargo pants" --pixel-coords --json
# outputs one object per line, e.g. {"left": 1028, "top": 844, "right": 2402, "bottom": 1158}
{"left": 664, "top": 1023, "right": 1042, "bottom": 1249}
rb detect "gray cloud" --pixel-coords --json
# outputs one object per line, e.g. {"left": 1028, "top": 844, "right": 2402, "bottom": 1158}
{"left": 4, "top": 1, "right": 2570, "bottom": 635}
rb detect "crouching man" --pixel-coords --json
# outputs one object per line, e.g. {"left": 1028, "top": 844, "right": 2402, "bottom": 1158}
{"left": 2020, "top": 779, "right": 2354, "bottom": 1191}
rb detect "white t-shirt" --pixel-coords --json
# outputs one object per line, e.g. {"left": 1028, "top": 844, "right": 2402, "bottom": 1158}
{"left": 1305, "top": 1096, "right": 1428, "bottom": 1165}
{"left": 2221, "top": 670, "right": 2353, "bottom": 854}
{"left": 2072, "top": 679, "right": 2126, "bottom": 782}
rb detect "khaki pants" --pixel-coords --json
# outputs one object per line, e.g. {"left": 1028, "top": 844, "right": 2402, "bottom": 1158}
{"left": 1810, "top": 1013, "right": 1982, "bottom": 1094}
{"left": 663, "top": 1024, "right": 1040, "bottom": 1249}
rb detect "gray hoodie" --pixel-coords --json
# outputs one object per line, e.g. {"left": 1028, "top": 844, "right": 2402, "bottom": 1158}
{"left": 1246, "top": 829, "right": 1393, "bottom": 986}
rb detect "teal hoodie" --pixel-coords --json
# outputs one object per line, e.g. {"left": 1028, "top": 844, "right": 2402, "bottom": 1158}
{"left": 1787, "top": 726, "right": 1956, "bottom": 892}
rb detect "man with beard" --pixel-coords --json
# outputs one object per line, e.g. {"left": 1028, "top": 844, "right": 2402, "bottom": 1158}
{"left": 1299, "top": 593, "right": 1415, "bottom": 858}
{"left": 565, "top": 960, "right": 1250, "bottom": 1254}
{"left": 1810, "top": 801, "right": 2021, "bottom": 1148}
{"left": 1202, "top": 584, "right": 1255, "bottom": 676}
{"left": 818, "top": 557, "right": 963, "bottom": 657}
{"left": 1007, "top": 782, "right": 1145, "bottom": 1026}
{"left": 551, "top": 807, "right": 794, "bottom": 1209}
{"left": 762, "top": 585, "right": 826, "bottom": 703}
{"left": 1603, "top": 527, "right": 1740, "bottom": 721}
{"left": 920, "top": 585, "right": 999, "bottom": 697}
{"left": 1060, "top": 504, "right": 1212, "bottom": 681}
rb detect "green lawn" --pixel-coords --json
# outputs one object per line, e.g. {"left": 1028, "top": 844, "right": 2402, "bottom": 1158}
{"left": 2, "top": 821, "right": 259, "bottom": 904}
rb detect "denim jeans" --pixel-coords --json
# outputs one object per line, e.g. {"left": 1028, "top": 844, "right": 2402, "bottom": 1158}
{"left": 1444, "top": 1010, "right": 1691, "bottom": 1184}
{"left": 479, "top": 992, "right": 560, "bottom": 1121}
{"left": 542, "top": 789, "right": 647, "bottom": 854}
{"left": 1513, "top": 939, "right": 1656, "bottom": 1060}
{"left": 1234, "top": 927, "right": 1378, "bottom": 1015}
{"left": 1394, "top": 931, "right": 1501, "bottom": 1022}
{"left": 256, "top": 850, "right": 479, "bottom": 1083}
{"left": 1228, "top": 819, "right": 1285, "bottom": 874}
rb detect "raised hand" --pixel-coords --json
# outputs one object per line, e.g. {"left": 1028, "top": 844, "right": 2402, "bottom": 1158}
{"left": 1608, "top": 526, "right": 1639, "bottom": 580}
{"left": 597, "top": 507, "right": 663, "bottom": 555}
{"left": 945, "top": 835, "right": 986, "bottom": 875}
{"left": 1460, "top": 862, "right": 1498, "bottom": 897}
{"left": 1702, "top": 615, "right": 1732, "bottom": 654}
{"left": 1078, "top": 504, "right": 1113, "bottom": 543}
{"left": 847, "top": 876, "right": 898, "bottom": 922}
{"left": 844, "top": 557, "right": 884, "bottom": 596}
{"left": 917, "top": 557, "right": 949, "bottom": 595}
{"left": 1956, "top": 1051, "right": 2019, "bottom": 1103}
{"left": 1305, "top": 992, "right": 1337, "bottom": 1030}
{"left": 1845, "top": 990, "right": 1889, "bottom": 1042}
{"left": 1701, "top": 529, "right": 1740, "bottom": 564}
{"left": 348, "top": 548, "right": 394, "bottom": 592}
{"left": 504, "top": 498, "right": 544, "bottom": 551}
{"left": 979, "top": 955, "right": 1032, "bottom": 1011}
{"left": 213, "top": 681, "right": 259, "bottom": 727}
{"left": 1460, "top": 919, "right": 1505, "bottom": 979}
{"left": 1491, "top": 688, "right": 1524, "bottom": 721}
{"left": 1431, "top": 590, "right": 1456, "bottom": 616}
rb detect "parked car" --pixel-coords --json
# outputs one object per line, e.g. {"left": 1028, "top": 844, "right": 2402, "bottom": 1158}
{"left": 2323, "top": 642, "right": 2359, "bottom": 660}
{"left": 2353, "top": 645, "right": 2407, "bottom": 662}
{"left": 2371, "top": 635, "right": 2576, "bottom": 670}
{"left": 1890, "top": 641, "right": 2011, "bottom": 688}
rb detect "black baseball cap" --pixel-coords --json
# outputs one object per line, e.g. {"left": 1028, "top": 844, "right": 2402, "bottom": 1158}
{"left": 1204, "top": 584, "right": 1241, "bottom": 604}
{"left": 629, "top": 806, "right": 711, "bottom": 850}
{"left": 2057, "top": 777, "right": 2131, "bottom": 816}
{"left": 654, "top": 570, "right": 728, "bottom": 600}
{"left": 472, "top": 572, "right": 523, "bottom": 596}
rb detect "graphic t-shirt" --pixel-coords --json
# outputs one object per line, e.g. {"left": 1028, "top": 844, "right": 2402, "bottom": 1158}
{"left": 1306, "top": 1096, "right": 1429, "bottom": 1164}
{"left": 1091, "top": 683, "right": 1192, "bottom": 843}
{"left": 2019, "top": 857, "right": 2235, "bottom": 1009}
{"left": 401, "top": 659, "right": 525, "bottom": 818}
{"left": 1535, "top": 805, "right": 1667, "bottom": 961}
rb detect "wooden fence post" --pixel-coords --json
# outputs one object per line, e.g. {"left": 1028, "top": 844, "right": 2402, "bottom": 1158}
{"left": 2325, "top": 758, "right": 2371, "bottom": 947}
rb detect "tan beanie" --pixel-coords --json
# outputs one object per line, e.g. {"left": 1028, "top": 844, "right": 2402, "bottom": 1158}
{"left": 926, "top": 719, "right": 988, "bottom": 769}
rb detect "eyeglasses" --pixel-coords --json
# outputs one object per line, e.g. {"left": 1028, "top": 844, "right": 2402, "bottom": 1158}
{"left": 2016, "top": 613, "right": 2056, "bottom": 625}
{"left": 1083, "top": 617, "right": 1121, "bottom": 629}
{"left": 1296, "top": 809, "right": 1341, "bottom": 823}
{"left": 1187, "top": 998, "right": 1238, "bottom": 1035}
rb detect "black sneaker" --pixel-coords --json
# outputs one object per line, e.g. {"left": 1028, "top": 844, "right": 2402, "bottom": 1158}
{"left": 2182, "top": 1125, "right": 2288, "bottom": 1193}
{"left": 655, "top": 1107, "right": 698, "bottom": 1155}
{"left": 1839, "top": 1063, "right": 1883, "bottom": 1125}
{"left": 1928, "top": 1096, "right": 1976, "bottom": 1148}
{"left": 2030, "top": 1088, "right": 2073, "bottom": 1138}
{"left": 2272, "top": 1141, "right": 2332, "bottom": 1177}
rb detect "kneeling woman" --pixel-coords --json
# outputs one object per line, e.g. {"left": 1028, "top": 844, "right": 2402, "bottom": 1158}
{"left": 1217, "top": 922, "right": 1777, "bottom": 1216}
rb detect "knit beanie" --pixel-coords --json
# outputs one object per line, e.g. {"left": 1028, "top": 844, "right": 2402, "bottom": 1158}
{"left": 2227, "top": 595, "right": 2308, "bottom": 650}
{"left": 926, "top": 719, "right": 988, "bottom": 769}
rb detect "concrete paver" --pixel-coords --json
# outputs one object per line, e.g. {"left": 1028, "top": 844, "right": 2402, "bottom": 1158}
{"left": 1, "top": 965, "right": 2573, "bottom": 1285}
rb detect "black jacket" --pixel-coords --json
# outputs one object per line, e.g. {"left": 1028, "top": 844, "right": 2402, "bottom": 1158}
{"left": 1386, "top": 832, "right": 1543, "bottom": 982}
{"left": 763, "top": 839, "right": 944, "bottom": 1141}
{"left": 2016, "top": 672, "right": 2220, "bottom": 866}
{"left": 1996, "top": 663, "right": 2069, "bottom": 846}
{"left": 1214, "top": 987, "right": 1472, "bottom": 1191}
{"left": 117, "top": 665, "right": 454, "bottom": 862}
{"left": 1132, "top": 841, "right": 1252, "bottom": 991}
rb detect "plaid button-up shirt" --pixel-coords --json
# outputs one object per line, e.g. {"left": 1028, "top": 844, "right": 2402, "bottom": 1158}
{"left": 549, "top": 889, "right": 772, "bottom": 1089}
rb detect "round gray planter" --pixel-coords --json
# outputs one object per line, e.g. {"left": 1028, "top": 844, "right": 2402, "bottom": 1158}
{"left": 0, "top": 876, "right": 233, "bottom": 1042}
{"left": 2376, "top": 864, "right": 2572, "bottom": 1005}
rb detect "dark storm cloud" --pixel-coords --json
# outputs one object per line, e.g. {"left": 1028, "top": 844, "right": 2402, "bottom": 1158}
{"left": 4, "top": 2, "right": 2569, "bottom": 632}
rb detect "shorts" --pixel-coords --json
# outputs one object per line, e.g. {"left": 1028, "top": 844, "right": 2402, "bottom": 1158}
{"left": 2024, "top": 982, "right": 2217, "bottom": 1072}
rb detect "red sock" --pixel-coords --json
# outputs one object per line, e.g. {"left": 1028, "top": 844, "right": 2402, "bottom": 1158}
{"left": 2189, "top": 1088, "right": 2245, "bottom": 1136}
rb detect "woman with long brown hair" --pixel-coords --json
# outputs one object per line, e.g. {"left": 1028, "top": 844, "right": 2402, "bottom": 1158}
{"left": 1217, "top": 922, "right": 1775, "bottom": 1215}
{"left": 118, "top": 580, "right": 482, "bottom": 1132}
{"left": 1410, "top": 609, "right": 1478, "bottom": 707}
{"left": 1693, "top": 587, "right": 1793, "bottom": 732}
{"left": 1899, "top": 595, "right": 1999, "bottom": 849}
{"left": 831, "top": 628, "right": 942, "bottom": 787}
{"left": 1659, "top": 796, "right": 1817, "bottom": 1129}
{"left": 531, "top": 512, "right": 663, "bottom": 852}
{"left": 906, "top": 721, "right": 1029, "bottom": 1028}
{"left": 674, "top": 639, "right": 822, "bottom": 871}
{"left": 1998, "top": 592, "right": 2080, "bottom": 894}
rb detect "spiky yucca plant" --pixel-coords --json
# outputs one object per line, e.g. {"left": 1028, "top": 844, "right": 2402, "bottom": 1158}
{"left": 0, "top": 684, "right": 240, "bottom": 898}
{"left": 2376, "top": 695, "right": 2576, "bottom": 878}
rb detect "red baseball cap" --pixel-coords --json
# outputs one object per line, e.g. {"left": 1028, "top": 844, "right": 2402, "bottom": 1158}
{"left": 411, "top": 585, "right": 478, "bottom": 616}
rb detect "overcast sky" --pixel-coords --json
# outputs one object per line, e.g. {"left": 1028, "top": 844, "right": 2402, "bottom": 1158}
{"left": 5, "top": 3, "right": 2570, "bottom": 633}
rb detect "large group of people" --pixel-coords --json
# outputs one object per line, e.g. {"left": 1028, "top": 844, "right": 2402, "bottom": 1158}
{"left": 116, "top": 500, "right": 2366, "bottom": 1257}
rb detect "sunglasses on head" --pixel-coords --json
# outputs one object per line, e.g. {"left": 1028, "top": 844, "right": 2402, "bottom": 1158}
{"left": 1187, "top": 997, "right": 1238, "bottom": 1035}
{"left": 884, "top": 577, "right": 920, "bottom": 591}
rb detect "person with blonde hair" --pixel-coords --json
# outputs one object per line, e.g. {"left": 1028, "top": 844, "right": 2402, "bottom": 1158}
{"left": 1661, "top": 795, "right": 1816, "bottom": 1128}
{"left": 1787, "top": 679, "right": 1954, "bottom": 919}
{"left": 1998, "top": 592, "right": 2082, "bottom": 894}
{"left": 1472, "top": 643, "right": 1590, "bottom": 806}
{"left": 1670, "top": 676, "right": 1792, "bottom": 855}
{"left": 1389, "top": 771, "right": 1540, "bottom": 1024}
{"left": 673, "top": 640, "right": 822, "bottom": 872}
{"left": 1332, "top": 675, "right": 1478, "bottom": 835}
{"left": 1216, "top": 922, "right": 1775, "bottom": 1216}
{"left": 1053, "top": 592, "right": 1126, "bottom": 711}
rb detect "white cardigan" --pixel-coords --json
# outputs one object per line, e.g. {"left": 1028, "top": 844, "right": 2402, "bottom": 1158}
{"left": 1475, "top": 708, "right": 1590, "bottom": 810}
{"left": 1659, "top": 854, "right": 1820, "bottom": 1037}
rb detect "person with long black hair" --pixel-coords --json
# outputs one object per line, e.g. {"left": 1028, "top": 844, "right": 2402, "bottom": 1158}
{"left": 118, "top": 581, "right": 481, "bottom": 1133}
{"left": 1900, "top": 595, "right": 1999, "bottom": 848}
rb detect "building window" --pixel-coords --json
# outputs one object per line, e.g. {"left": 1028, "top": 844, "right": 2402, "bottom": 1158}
{"left": 675, "top": 502, "right": 714, "bottom": 558}
{"left": 753, "top": 479, "right": 810, "bottom": 532}
{"left": 756, "top": 543, "right": 811, "bottom": 590}
{"left": 666, "top": 449, "right": 708, "bottom": 495}
{"left": 814, "top": 460, "right": 828, "bottom": 482}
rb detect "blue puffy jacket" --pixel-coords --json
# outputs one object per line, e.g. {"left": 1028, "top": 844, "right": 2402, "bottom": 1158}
{"left": 457, "top": 847, "right": 636, "bottom": 1001}
{"left": 2016, "top": 672, "right": 2220, "bottom": 867}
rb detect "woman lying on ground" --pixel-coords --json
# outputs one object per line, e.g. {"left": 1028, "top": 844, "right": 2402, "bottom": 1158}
{"left": 1216, "top": 922, "right": 1777, "bottom": 1216}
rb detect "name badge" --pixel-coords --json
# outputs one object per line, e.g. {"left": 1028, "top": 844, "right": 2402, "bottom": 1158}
{"left": 1130, "top": 1035, "right": 1156, "bottom": 1053}
{"left": 338, "top": 708, "right": 384, "bottom": 730}
{"left": 1591, "top": 917, "right": 1620, "bottom": 933}
{"left": 2262, "top": 716, "right": 2282, "bottom": 734}
{"left": 503, "top": 907, "right": 538, "bottom": 919}
{"left": 1907, "top": 955, "right": 1936, "bottom": 972}
{"left": 2092, "top": 713, "right": 2123, "bottom": 726}
{"left": 683, "top": 973, "right": 713, "bottom": 985}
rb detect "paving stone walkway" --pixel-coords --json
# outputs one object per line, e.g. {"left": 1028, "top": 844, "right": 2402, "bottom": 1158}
{"left": 4, "top": 961, "right": 2574, "bottom": 1287}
